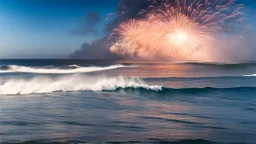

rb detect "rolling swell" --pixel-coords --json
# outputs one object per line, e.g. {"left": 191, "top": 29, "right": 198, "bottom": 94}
{"left": 0, "top": 64, "right": 129, "bottom": 74}
{"left": 115, "top": 86, "right": 256, "bottom": 94}
{"left": 177, "top": 61, "right": 256, "bottom": 67}
{"left": 0, "top": 139, "right": 237, "bottom": 144}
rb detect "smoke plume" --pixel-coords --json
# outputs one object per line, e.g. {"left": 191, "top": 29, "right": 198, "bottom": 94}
{"left": 69, "top": 37, "right": 121, "bottom": 59}
{"left": 69, "top": 0, "right": 151, "bottom": 59}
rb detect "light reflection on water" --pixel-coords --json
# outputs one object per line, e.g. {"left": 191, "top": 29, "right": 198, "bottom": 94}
{"left": 0, "top": 90, "right": 256, "bottom": 143}
{"left": 103, "top": 61, "right": 256, "bottom": 78}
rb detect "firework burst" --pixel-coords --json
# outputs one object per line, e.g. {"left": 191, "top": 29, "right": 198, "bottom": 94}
{"left": 109, "top": 0, "right": 245, "bottom": 60}
{"left": 109, "top": 19, "right": 150, "bottom": 58}
{"left": 140, "top": 13, "right": 212, "bottom": 58}
{"left": 148, "top": 0, "right": 244, "bottom": 32}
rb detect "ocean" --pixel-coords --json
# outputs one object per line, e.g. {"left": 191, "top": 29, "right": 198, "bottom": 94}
{"left": 0, "top": 59, "right": 255, "bottom": 144}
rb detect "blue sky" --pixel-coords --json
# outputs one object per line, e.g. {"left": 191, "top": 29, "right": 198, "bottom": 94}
{"left": 0, "top": 0, "right": 255, "bottom": 59}
{"left": 0, "top": 0, "right": 118, "bottom": 58}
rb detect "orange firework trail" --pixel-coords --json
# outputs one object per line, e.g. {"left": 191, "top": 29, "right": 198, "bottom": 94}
{"left": 109, "top": 0, "right": 245, "bottom": 60}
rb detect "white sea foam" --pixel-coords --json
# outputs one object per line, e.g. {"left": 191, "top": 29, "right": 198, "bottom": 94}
{"left": 0, "top": 75, "right": 163, "bottom": 95}
{"left": 243, "top": 74, "right": 256, "bottom": 77}
{"left": 68, "top": 64, "right": 81, "bottom": 68}
{"left": 0, "top": 65, "right": 128, "bottom": 74}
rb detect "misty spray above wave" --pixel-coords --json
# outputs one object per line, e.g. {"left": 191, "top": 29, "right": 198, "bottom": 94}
{"left": 0, "top": 75, "right": 162, "bottom": 95}
{"left": 0, "top": 64, "right": 130, "bottom": 74}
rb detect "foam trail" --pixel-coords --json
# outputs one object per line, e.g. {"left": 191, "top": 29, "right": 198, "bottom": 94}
{"left": 243, "top": 74, "right": 256, "bottom": 77}
{"left": 0, "top": 75, "right": 162, "bottom": 95}
{"left": 0, "top": 65, "right": 129, "bottom": 74}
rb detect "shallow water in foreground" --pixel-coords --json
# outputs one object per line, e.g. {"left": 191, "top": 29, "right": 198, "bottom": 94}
{"left": 0, "top": 60, "right": 256, "bottom": 144}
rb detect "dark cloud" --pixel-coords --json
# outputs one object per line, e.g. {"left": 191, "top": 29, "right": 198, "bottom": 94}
{"left": 70, "top": 11, "right": 101, "bottom": 36}
{"left": 69, "top": 37, "right": 121, "bottom": 59}
{"left": 105, "top": 0, "right": 152, "bottom": 31}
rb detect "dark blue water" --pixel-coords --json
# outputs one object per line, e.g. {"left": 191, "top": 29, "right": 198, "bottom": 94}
{"left": 0, "top": 60, "right": 256, "bottom": 144}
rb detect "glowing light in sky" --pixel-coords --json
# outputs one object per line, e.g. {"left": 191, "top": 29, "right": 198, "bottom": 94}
{"left": 109, "top": 0, "right": 244, "bottom": 60}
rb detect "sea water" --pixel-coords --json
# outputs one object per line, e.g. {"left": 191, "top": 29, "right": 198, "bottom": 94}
{"left": 0, "top": 60, "right": 256, "bottom": 143}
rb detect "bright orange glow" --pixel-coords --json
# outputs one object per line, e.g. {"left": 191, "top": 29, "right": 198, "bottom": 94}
{"left": 110, "top": 20, "right": 149, "bottom": 57}
{"left": 109, "top": 0, "right": 244, "bottom": 60}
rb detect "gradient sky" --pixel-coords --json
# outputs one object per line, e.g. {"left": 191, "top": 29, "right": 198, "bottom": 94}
{"left": 0, "top": 0, "right": 255, "bottom": 59}
{"left": 0, "top": 0, "right": 118, "bottom": 58}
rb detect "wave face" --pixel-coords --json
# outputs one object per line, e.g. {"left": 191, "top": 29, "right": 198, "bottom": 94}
{"left": 162, "top": 86, "right": 256, "bottom": 93}
{"left": 0, "top": 75, "right": 162, "bottom": 95}
{"left": 116, "top": 86, "right": 256, "bottom": 94}
{"left": 0, "top": 64, "right": 128, "bottom": 74}
{"left": 0, "top": 139, "right": 222, "bottom": 144}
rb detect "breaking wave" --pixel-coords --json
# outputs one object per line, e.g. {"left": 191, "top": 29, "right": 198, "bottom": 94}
{"left": 1, "top": 72, "right": 255, "bottom": 95}
{"left": 0, "top": 75, "right": 162, "bottom": 95}
{"left": 0, "top": 64, "right": 129, "bottom": 74}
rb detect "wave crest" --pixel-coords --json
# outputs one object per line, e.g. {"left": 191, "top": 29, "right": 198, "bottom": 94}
{"left": 0, "top": 75, "right": 162, "bottom": 95}
{"left": 243, "top": 74, "right": 256, "bottom": 77}
{"left": 0, "top": 64, "right": 128, "bottom": 74}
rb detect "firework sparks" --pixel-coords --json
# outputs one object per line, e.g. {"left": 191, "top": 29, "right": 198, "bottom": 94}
{"left": 109, "top": 0, "right": 244, "bottom": 60}
{"left": 146, "top": 14, "right": 213, "bottom": 58}
{"left": 109, "top": 19, "right": 150, "bottom": 58}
